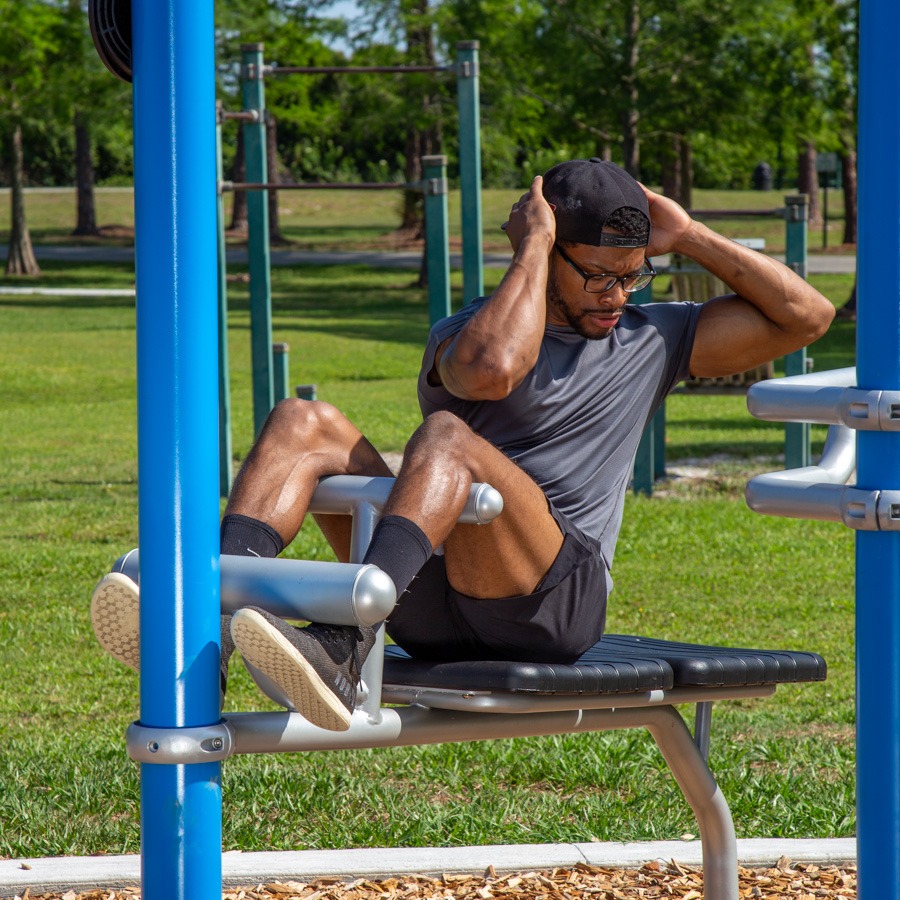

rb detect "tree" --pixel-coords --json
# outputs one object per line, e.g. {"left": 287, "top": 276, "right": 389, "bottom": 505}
{"left": 0, "top": 0, "right": 63, "bottom": 275}
{"left": 61, "top": 0, "right": 130, "bottom": 237}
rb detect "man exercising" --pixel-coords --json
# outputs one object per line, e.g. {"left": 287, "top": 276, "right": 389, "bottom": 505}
{"left": 92, "top": 158, "right": 834, "bottom": 732}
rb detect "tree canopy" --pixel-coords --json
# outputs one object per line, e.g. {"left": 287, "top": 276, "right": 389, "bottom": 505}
{"left": 1, "top": 0, "right": 859, "bottom": 197}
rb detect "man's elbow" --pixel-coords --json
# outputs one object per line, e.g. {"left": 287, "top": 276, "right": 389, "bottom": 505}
{"left": 801, "top": 294, "right": 836, "bottom": 344}
{"left": 443, "top": 357, "right": 524, "bottom": 401}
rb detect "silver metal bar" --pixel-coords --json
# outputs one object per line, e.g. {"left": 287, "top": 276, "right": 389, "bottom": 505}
{"left": 745, "top": 423, "right": 857, "bottom": 521}
{"left": 645, "top": 706, "right": 738, "bottom": 900}
{"left": 379, "top": 683, "right": 775, "bottom": 713}
{"left": 112, "top": 550, "right": 396, "bottom": 627}
{"left": 311, "top": 475, "right": 504, "bottom": 524}
{"left": 744, "top": 367, "right": 900, "bottom": 432}
{"left": 747, "top": 366, "right": 857, "bottom": 424}
{"left": 694, "top": 701, "right": 713, "bottom": 761}
{"left": 219, "top": 703, "right": 697, "bottom": 753}
{"left": 349, "top": 500, "right": 386, "bottom": 721}
{"left": 220, "top": 703, "right": 739, "bottom": 898}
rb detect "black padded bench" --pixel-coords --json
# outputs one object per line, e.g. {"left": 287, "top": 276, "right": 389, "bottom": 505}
{"left": 384, "top": 634, "right": 826, "bottom": 695}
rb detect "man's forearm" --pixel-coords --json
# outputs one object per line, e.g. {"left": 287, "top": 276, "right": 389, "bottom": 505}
{"left": 674, "top": 221, "right": 827, "bottom": 330}
{"left": 440, "top": 232, "right": 552, "bottom": 400}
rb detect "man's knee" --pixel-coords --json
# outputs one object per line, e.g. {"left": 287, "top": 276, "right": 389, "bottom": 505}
{"left": 415, "top": 411, "right": 474, "bottom": 445}
{"left": 261, "top": 398, "right": 351, "bottom": 450}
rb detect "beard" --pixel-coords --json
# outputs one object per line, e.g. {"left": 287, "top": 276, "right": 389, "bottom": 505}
{"left": 547, "top": 267, "right": 618, "bottom": 340}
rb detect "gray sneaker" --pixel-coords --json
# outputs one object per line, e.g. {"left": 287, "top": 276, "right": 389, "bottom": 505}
{"left": 90, "top": 572, "right": 234, "bottom": 700}
{"left": 230, "top": 607, "right": 376, "bottom": 732}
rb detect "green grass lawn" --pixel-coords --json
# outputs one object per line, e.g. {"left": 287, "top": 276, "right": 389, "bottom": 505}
{"left": 1, "top": 186, "right": 854, "bottom": 254}
{"left": 0, "top": 262, "right": 856, "bottom": 859}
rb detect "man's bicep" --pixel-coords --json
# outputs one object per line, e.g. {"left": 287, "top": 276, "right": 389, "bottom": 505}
{"left": 689, "top": 295, "right": 797, "bottom": 378}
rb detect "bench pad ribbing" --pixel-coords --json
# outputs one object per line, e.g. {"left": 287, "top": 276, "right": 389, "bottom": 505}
{"left": 382, "top": 634, "right": 826, "bottom": 695}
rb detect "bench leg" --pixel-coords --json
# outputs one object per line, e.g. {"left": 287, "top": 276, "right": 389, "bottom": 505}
{"left": 694, "top": 700, "right": 713, "bottom": 762}
{"left": 645, "top": 706, "right": 738, "bottom": 900}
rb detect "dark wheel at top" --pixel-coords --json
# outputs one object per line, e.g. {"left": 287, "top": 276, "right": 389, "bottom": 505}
{"left": 88, "top": 0, "right": 132, "bottom": 83}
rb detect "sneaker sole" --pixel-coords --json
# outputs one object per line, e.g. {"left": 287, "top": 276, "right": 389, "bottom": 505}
{"left": 91, "top": 572, "right": 140, "bottom": 672}
{"left": 231, "top": 609, "right": 352, "bottom": 732}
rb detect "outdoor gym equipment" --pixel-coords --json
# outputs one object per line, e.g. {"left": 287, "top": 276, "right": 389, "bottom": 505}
{"left": 92, "top": 0, "right": 892, "bottom": 897}
{"left": 107, "top": 473, "right": 826, "bottom": 900}
{"left": 223, "top": 41, "right": 483, "bottom": 443}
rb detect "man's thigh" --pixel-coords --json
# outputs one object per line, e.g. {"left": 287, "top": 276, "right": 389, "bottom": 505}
{"left": 442, "top": 437, "right": 564, "bottom": 600}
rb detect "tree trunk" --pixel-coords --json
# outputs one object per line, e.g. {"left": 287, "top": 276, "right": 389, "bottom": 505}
{"left": 678, "top": 137, "right": 693, "bottom": 210}
{"left": 841, "top": 144, "right": 857, "bottom": 245}
{"left": 73, "top": 111, "right": 99, "bottom": 236}
{"left": 797, "top": 140, "right": 821, "bottom": 225}
{"left": 401, "top": 142, "right": 424, "bottom": 234}
{"left": 6, "top": 124, "right": 41, "bottom": 276}
{"left": 266, "top": 111, "right": 285, "bottom": 244}
{"left": 230, "top": 126, "right": 248, "bottom": 233}
{"left": 620, "top": 0, "right": 641, "bottom": 177}
{"left": 660, "top": 134, "right": 681, "bottom": 200}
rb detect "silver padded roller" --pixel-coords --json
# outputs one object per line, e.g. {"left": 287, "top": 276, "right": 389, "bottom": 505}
{"left": 745, "top": 423, "right": 856, "bottom": 522}
{"left": 112, "top": 550, "right": 396, "bottom": 627}
{"left": 311, "top": 475, "right": 504, "bottom": 524}
{"left": 747, "top": 366, "right": 856, "bottom": 424}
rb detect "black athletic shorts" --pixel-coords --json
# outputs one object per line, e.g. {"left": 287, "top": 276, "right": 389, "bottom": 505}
{"left": 384, "top": 503, "right": 609, "bottom": 665}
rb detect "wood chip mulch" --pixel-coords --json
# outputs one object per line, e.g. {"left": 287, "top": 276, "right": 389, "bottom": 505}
{"left": 9, "top": 857, "right": 857, "bottom": 899}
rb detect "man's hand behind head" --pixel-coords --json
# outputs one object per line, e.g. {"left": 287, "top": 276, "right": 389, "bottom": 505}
{"left": 502, "top": 175, "right": 556, "bottom": 253}
{"left": 638, "top": 184, "right": 694, "bottom": 257}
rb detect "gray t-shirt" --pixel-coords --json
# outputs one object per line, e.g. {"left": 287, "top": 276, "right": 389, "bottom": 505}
{"left": 418, "top": 298, "right": 702, "bottom": 569}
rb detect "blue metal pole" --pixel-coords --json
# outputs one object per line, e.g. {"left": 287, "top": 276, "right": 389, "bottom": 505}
{"left": 132, "top": 2, "right": 222, "bottom": 898}
{"left": 856, "top": 1, "right": 900, "bottom": 895}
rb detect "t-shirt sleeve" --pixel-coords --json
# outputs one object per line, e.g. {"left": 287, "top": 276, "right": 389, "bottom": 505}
{"left": 417, "top": 298, "right": 487, "bottom": 417}
{"left": 646, "top": 300, "right": 703, "bottom": 410}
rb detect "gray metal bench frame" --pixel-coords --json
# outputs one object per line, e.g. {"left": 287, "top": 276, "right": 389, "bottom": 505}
{"left": 115, "top": 474, "right": 824, "bottom": 900}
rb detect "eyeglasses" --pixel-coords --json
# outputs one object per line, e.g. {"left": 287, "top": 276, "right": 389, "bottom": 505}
{"left": 555, "top": 244, "right": 656, "bottom": 294}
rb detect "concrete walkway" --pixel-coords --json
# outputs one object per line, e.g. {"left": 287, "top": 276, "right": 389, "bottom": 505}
{"left": 17, "top": 244, "right": 858, "bottom": 274}
{"left": 0, "top": 838, "right": 856, "bottom": 896}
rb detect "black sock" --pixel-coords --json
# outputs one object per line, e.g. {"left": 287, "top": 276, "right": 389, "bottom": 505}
{"left": 362, "top": 515, "right": 433, "bottom": 597}
{"left": 220, "top": 514, "right": 285, "bottom": 558}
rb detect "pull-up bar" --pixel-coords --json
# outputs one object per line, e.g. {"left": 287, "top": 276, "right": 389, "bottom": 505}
{"left": 266, "top": 64, "right": 452, "bottom": 75}
{"left": 220, "top": 180, "right": 423, "bottom": 192}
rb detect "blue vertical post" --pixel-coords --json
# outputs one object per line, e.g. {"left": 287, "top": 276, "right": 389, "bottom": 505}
{"left": 456, "top": 41, "right": 484, "bottom": 304}
{"left": 422, "top": 155, "right": 451, "bottom": 325}
{"left": 783, "top": 194, "right": 810, "bottom": 468}
{"left": 131, "top": 2, "right": 222, "bottom": 899}
{"left": 216, "top": 102, "right": 233, "bottom": 498}
{"left": 241, "top": 43, "right": 274, "bottom": 437}
{"left": 856, "top": 1, "right": 900, "bottom": 895}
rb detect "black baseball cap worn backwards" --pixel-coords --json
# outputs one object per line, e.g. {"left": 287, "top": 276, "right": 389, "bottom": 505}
{"left": 542, "top": 158, "right": 650, "bottom": 248}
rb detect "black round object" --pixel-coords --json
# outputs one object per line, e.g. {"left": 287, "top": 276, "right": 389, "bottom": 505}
{"left": 88, "top": 0, "right": 132, "bottom": 83}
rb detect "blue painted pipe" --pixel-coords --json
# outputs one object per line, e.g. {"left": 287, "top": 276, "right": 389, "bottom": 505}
{"left": 856, "top": 0, "right": 900, "bottom": 895}
{"left": 131, "top": 1, "right": 222, "bottom": 897}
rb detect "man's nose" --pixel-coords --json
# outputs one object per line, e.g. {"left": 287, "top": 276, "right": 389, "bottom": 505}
{"left": 597, "top": 284, "right": 629, "bottom": 307}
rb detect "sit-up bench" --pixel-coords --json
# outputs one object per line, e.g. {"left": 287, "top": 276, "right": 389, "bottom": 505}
{"left": 111, "top": 475, "right": 826, "bottom": 900}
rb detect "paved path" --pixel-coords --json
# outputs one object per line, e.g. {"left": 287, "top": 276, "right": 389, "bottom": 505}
{"left": 0, "top": 838, "right": 856, "bottom": 895}
{"left": 20, "top": 244, "right": 857, "bottom": 274}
